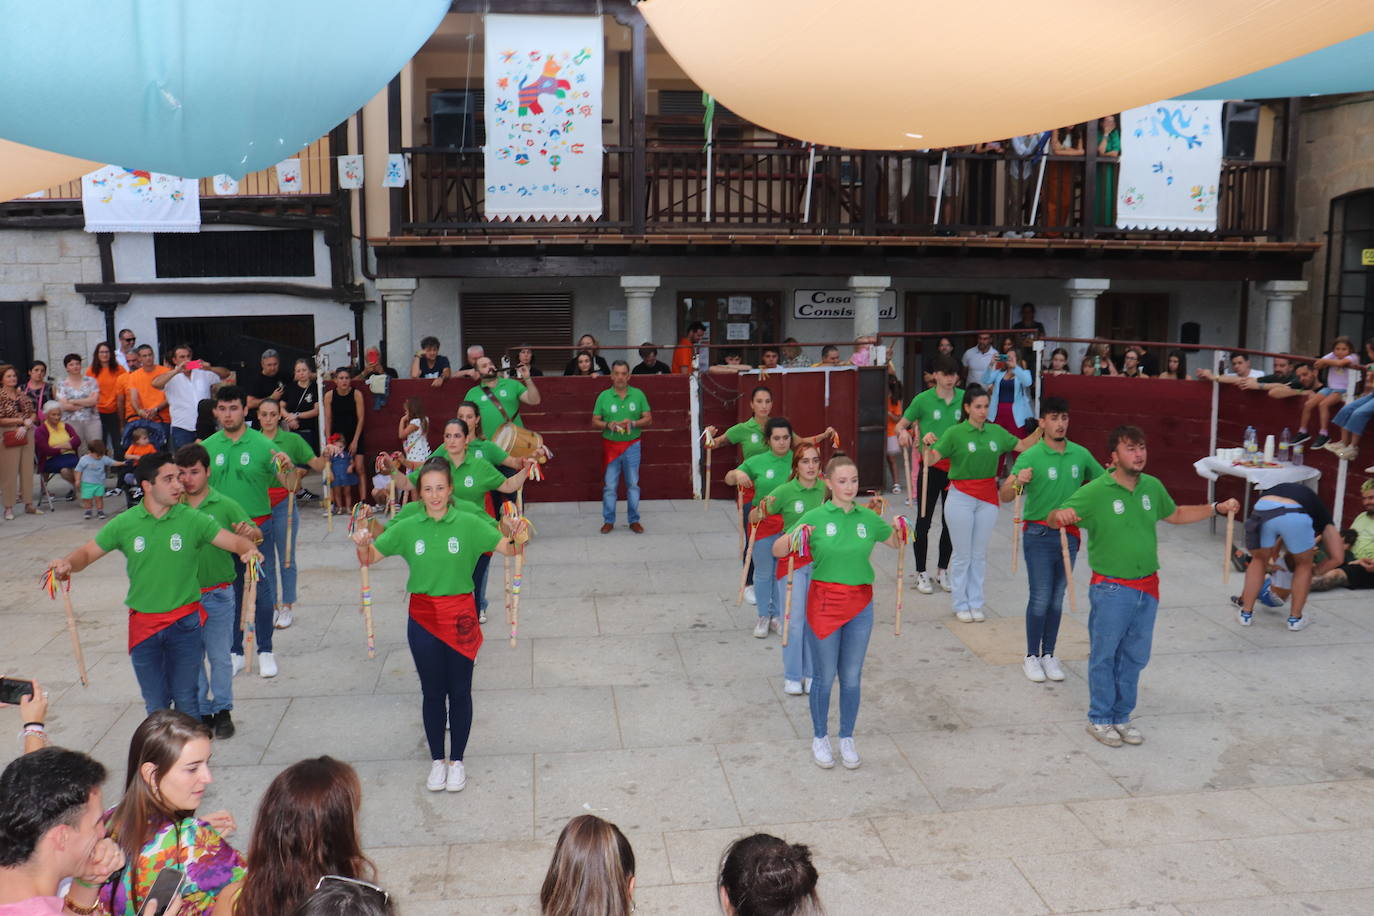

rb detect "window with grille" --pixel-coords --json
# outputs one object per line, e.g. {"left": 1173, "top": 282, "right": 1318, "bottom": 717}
{"left": 459, "top": 291, "right": 574, "bottom": 373}
{"left": 154, "top": 230, "right": 315, "bottom": 278}
{"left": 1326, "top": 189, "right": 1374, "bottom": 347}
{"left": 656, "top": 89, "right": 743, "bottom": 142}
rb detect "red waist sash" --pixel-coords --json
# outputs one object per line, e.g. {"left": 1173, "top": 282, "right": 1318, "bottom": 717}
{"left": 128, "top": 601, "right": 205, "bottom": 652}
{"left": 409, "top": 592, "right": 483, "bottom": 660}
{"left": 753, "top": 513, "right": 783, "bottom": 540}
{"left": 1090, "top": 572, "right": 1160, "bottom": 601}
{"left": 951, "top": 477, "right": 999, "bottom": 505}
{"left": 806, "top": 581, "right": 873, "bottom": 640}
{"left": 1026, "top": 519, "right": 1082, "bottom": 541}
{"left": 602, "top": 437, "right": 635, "bottom": 468}
{"left": 775, "top": 549, "right": 813, "bottom": 580}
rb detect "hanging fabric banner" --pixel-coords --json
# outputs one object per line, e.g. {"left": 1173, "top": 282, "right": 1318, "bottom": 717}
{"left": 483, "top": 13, "right": 603, "bottom": 221}
{"left": 212, "top": 174, "right": 239, "bottom": 195}
{"left": 382, "top": 153, "right": 408, "bottom": 188}
{"left": 1116, "top": 100, "right": 1223, "bottom": 232}
{"left": 81, "top": 166, "right": 199, "bottom": 233}
{"left": 338, "top": 155, "right": 364, "bottom": 190}
{"left": 275, "top": 158, "right": 302, "bottom": 193}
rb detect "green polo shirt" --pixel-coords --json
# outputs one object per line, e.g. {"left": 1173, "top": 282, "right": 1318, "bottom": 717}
{"left": 902, "top": 387, "right": 964, "bottom": 438}
{"left": 1061, "top": 472, "right": 1177, "bottom": 579}
{"left": 736, "top": 450, "right": 793, "bottom": 501}
{"left": 724, "top": 418, "right": 767, "bottom": 460}
{"left": 408, "top": 451, "right": 506, "bottom": 509}
{"left": 793, "top": 502, "right": 893, "bottom": 585}
{"left": 266, "top": 427, "right": 315, "bottom": 467}
{"left": 1010, "top": 439, "right": 1103, "bottom": 523}
{"left": 94, "top": 502, "right": 223, "bottom": 613}
{"left": 469, "top": 437, "right": 510, "bottom": 468}
{"left": 393, "top": 497, "right": 498, "bottom": 527}
{"left": 185, "top": 488, "right": 251, "bottom": 589}
{"left": 203, "top": 426, "right": 279, "bottom": 518}
{"left": 594, "top": 386, "right": 650, "bottom": 442}
{"left": 465, "top": 379, "right": 526, "bottom": 436}
{"left": 760, "top": 477, "right": 826, "bottom": 530}
{"left": 373, "top": 507, "right": 502, "bottom": 595}
{"left": 934, "top": 421, "right": 1018, "bottom": 480}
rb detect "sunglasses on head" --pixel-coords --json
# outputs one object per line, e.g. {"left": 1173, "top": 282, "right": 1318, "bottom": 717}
{"left": 315, "top": 875, "right": 388, "bottom": 902}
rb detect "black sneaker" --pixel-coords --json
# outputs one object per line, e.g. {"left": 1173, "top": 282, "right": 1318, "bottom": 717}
{"left": 201, "top": 714, "right": 215, "bottom": 727}
{"left": 1230, "top": 547, "right": 1249, "bottom": 573}
{"left": 1310, "top": 433, "right": 1329, "bottom": 448}
{"left": 213, "top": 710, "right": 236, "bottom": 739}
{"left": 64, "top": 491, "right": 76, "bottom": 502}
{"left": 297, "top": 488, "right": 319, "bottom": 503}
{"left": 1290, "top": 431, "right": 1311, "bottom": 445}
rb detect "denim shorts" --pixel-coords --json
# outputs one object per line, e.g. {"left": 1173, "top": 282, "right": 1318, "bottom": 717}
{"left": 1254, "top": 499, "right": 1316, "bottom": 553}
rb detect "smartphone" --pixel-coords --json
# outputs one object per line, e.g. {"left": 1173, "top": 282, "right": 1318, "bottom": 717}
{"left": 144, "top": 866, "right": 186, "bottom": 916}
{"left": 0, "top": 678, "right": 34, "bottom": 704}
{"left": 184, "top": 360, "right": 204, "bottom": 370}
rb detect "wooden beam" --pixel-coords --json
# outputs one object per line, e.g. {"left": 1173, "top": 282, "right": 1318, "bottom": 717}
{"left": 1281, "top": 97, "right": 1300, "bottom": 242}
{"left": 75, "top": 282, "right": 368, "bottom": 302}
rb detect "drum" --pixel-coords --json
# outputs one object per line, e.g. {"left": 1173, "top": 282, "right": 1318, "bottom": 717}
{"left": 492, "top": 422, "right": 547, "bottom": 462}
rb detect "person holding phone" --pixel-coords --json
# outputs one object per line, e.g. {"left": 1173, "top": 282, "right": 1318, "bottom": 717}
{"left": 353, "top": 457, "right": 526, "bottom": 793}
{"left": 153, "top": 346, "right": 232, "bottom": 451}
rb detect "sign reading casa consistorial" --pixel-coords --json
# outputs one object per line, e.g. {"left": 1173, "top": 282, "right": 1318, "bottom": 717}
{"left": 793, "top": 289, "right": 898, "bottom": 320}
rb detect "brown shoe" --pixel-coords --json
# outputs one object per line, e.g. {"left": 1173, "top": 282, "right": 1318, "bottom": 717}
{"left": 629, "top": 522, "right": 645, "bottom": 534}
{"left": 600, "top": 523, "right": 614, "bottom": 534}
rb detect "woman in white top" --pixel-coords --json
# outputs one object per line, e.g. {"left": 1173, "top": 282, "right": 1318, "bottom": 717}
{"left": 55, "top": 352, "right": 101, "bottom": 453}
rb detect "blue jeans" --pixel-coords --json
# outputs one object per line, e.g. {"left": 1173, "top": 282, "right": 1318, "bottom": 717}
{"left": 473, "top": 552, "right": 492, "bottom": 615}
{"left": 232, "top": 519, "right": 276, "bottom": 654}
{"left": 1023, "top": 524, "right": 1079, "bottom": 657}
{"left": 602, "top": 440, "right": 641, "bottom": 525}
{"left": 753, "top": 533, "right": 780, "bottom": 620}
{"left": 268, "top": 496, "right": 299, "bottom": 606}
{"left": 805, "top": 603, "right": 874, "bottom": 739}
{"left": 774, "top": 560, "right": 814, "bottom": 682}
{"left": 170, "top": 426, "right": 197, "bottom": 450}
{"left": 1087, "top": 582, "right": 1158, "bottom": 725}
{"left": 130, "top": 611, "right": 204, "bottom": 717}
{"left": 945, "top": 488, "right": 998, "bottom": 613}
{"left": 1333, "top": 393, "right": 1374, "bottom": 436}
{"left": 197, "top": 585, "right": 236, "bottom": 715}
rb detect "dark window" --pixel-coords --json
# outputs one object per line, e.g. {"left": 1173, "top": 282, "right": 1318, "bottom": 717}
{"left": 0, "top": 302, "right": 35, "bottom": 365}
{"left": 429, "top": 89, "right": 486, "bottom": 148}
{"left": 156, "top": 315, "right": 316, "bottom": 378}
{"left": 459, "top": 291, "right": 574, "bottom": 372}
{"left": 1324, "top": 190, "right": 1374, "bottom": 347}
{"left": 153, "top": 230, "right": 315, "bottom": 278}
{"left": 655, "top": 90, "right": 743, "bottom": 142}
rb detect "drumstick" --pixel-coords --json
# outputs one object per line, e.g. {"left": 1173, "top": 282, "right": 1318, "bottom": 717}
{"left": 1060, "top": 527, "right": 1076, "bottom": 615}
{"left": 902, "top": 445, "right": 913, "bottom": 507}
{"left": 782, "top": 553, "right": 796, "bottom": 647}
{"left": 1224, "top": 509, "right": 1235, "bottom": 585}
{"left": 738, "top": 522, "right": 759, "bottom": 605}
{"left": 1011, "top": 487, "right": 1023, "bottom": 574}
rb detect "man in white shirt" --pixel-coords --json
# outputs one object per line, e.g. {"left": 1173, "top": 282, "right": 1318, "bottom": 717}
{"left": 152, "top": 344, "right": 232, "bottom": 449}
{"left": 961, "top": 333, "right": 997, "bottom": 384}
{"left": 114, "top": 329, "right": 136, "bottom": 371}
{"left": 1196, "top": 351, "right": 1258, "bottom": 385}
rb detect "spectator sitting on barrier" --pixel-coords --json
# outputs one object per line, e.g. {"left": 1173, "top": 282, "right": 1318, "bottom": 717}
{"left": 1079, "top": 356, "right": 1096, "bottom": 376}
{"left": 812, "top": 345, "right": 843, "bottom": 368}
{"left": 1295, "top": 335, "right": 1362, "bottom": 448}
{"left": 1044, "top": 347, "right": 1070, "bottom": 376}
{"left": 565, "top": 334, "right": 612, "bottom": 376}
{"left": 1087, "top": 342, "right": 1118, "bottom": 376}
{"left": 631, "top": 343, "right": 671, "bottom": 375}
{"left": 1250, "top": 361, "right": 1320, "bottom": 400}
{"left": 456, "top": 344, "right": 484, "bottom": 381}
{"left": 1197, "top": 350, "right": 1258, "bottom": 384}
{"left": 759, "top": 346, "right": 782, "bottom": 372}
{"left": 711, "top": 350, "right": 755, "bottom": 374}
{"left": 1120, "top": 347, "right": 1149, "bottom": 378}
{"left": 410, "top": 336, "right": 452, "bottom": 388}
{"left": 505, "top": 344, "right": 544, "bottom": 378}
{"left": 1324, "top": 364, "right": 1374, "bottom": 461}
{"left": 849, "top": 335, "right": 879, "bottom": 366}
{"left": 569, "top": 351, "right": 600, "bottom": 377}
{"left": 1251, "top": 356, "right": 1296, "bottom": 387}
{"left": 781, "top": 337, "right": 808, "bottom": 368}
{"left": 1155, "top": 350, "right": 1189, "bottom": 380}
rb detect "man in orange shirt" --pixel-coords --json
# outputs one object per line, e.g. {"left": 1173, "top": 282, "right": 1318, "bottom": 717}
{"left": 115, "top": 347, "right": 141, "bottom": 423}
{"left": 126, "top": 344, "right": 170, "bottom": 435}
{"left": 671, "top": 321, "right": 707, "bottom": 375}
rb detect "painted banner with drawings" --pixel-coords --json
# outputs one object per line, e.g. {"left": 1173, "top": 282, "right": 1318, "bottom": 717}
{"left": 81, "top": 166, "right": 199, "bottom": 233}
{"left": 1116, "top": 99, "right": 1223, "bottom": 232}
{"left": 483, "top": 13, "right": 603, "bottom": 221}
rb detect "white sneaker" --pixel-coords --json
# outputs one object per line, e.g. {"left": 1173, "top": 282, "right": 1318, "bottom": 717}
{"left": 970, "top": 607, "right": 986, "bottom": 622}
{"left": 1287, "top": 615, "right": 1311, "bottom": 631}
{"left": 479, "top": 611, "right": 487, "bottom": 624}
{"left": 1086, "top": 723, "right": 1123, "bottom": 748}
{"left": 955, "top": 609, "right": 973, "bottom": 623}
{"left": 446, "top": 760, "right": 466, "bottom": 792}
{"left": 812, "top": 736, "right": 835, "bottom": 769}
{"left": 891, "top": 483, "right": 901, "bottom": 494}
{"left": 426, "top": 760, "right": 447, "bottom": 792}
{"left": 257, "top": 652, "right": 278, "bottom": 678}
{"left": 783, "top": 679, "right": 804, "bottom": 695}
{"left": 838, "top": 737, "right": 861, "bottom": 769}
{"left": 1040, "top": 654, "right": 1066, "bottom": 681}
{"left": 230, "top": 653, "right": 245, "bottom": 677}
{"left": 745, "top": 585, "right": 757, "bottom": 606}
{"left": 273, "top": 607, "right": 293, "bottom": 629}
{"left": 1114, "top": 723, "right": 1144, "bottom": 745}
{"left": 1023, "top": 655, "right": 1046, "bottom": 682}
{"left": 769, "top": 617, "right": 782, "bottom": 635}
{"left": 914, "top": 572, "right": 934, "bottom": 594}
{"left": 753, "top": 617, "right": 769, "bottom": 638}
{"left": 803, "top": 677, "right": 813, "bottom": 694}
{"left": 937, "top": 570, "right": 952, "bottom": 592}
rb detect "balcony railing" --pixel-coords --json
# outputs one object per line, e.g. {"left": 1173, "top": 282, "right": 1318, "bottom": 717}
{"left": 396, "top": 141, "right": 1286, "bottom": 241}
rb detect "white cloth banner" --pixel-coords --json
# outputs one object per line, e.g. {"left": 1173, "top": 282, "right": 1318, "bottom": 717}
{"left": 211, "top": 174, "right": 239, "bottom": 195}
{"left": 338, "top": 155, "right": 364, "bottom": 190}
{"left": 275, "top": 158, "right": 302, "bottom": 193}
{"left": 483, "top": 13, "right": 603, "bottom": 221}
{"left": 382, "top": 153, "right": 407, "bottom": 188}
{"left": 81, "top": 166, "right": 200, "bottom": 233}
{"left": 1116, "top": 100, "right": 1223, "bottom": 232}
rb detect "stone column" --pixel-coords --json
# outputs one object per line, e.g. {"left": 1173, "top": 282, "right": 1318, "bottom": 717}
{"left": 1063, "top": 278, "right": 1110, "bottom": 363}
{"left": 1259, "top": 280, "right": 1306, "bottom": 362}
{"left": 376, "top": 278, "right": 418, "bottom": 370}
{"left": 620, "top": 275, "right": 661, "bottom": 359}
{"left": 848, "top": 275, "right": 891, "bottom": 341}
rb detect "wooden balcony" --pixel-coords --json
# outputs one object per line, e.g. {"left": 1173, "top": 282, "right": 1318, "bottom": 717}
{"left": 394, "top": 141, "right": 1289, "bottom": 241}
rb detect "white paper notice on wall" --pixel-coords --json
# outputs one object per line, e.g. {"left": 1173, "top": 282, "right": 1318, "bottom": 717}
{"left": 382, "top": 154, "right": 408, "bottom": 188}
{"left": 338, "top": 156, "right": 364, "bottom": 190}
{"left": 608, "top": 309, "right": 627, "bottom": 331}
{"left": 212, "top": 175, "right": 239, "bottom": 195}
{"left": 727, "top": 296, "right": 753, "bottom": 315}
{"left": 275, "top": 159, "right": 302, "bottom": 193}
{"left": 726, "top": 322, "right": 751, "bottom": 341}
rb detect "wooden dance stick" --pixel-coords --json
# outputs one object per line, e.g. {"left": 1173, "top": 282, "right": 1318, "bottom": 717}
{"left": 895, "top": 539, "right": 906, "bottom": 637}
{"left": 387, "top": 478, "right": 397, "bottom": 519}
{"left": 510, "top": 549, "right": 525, "bottom": 648}
{"left": 504, "top": 551, "right": 514, "bottom": 625}
{"left": 902, "top": 446, "right": 913, "bottom": 507}
{"left": 1060, "top": 527, "right": 1076, "bottom": 615}
{"left": 55, "top": 581, "right": 89, "bottom": 687}
{"left": 738, "top": 522, "right": 759, "bottom": 605}
{"left": 735, "top": 487, "right": 746, "bottom": 555}
{"left": 324, "top": 464, "right": 334, "bottom": 533}
{"left": 921, "top": 450, "right": 930, "bottom": 521}
{"left": 782, "top": 554, "right": 796, "bottom": 647}
{"left": 1224, "top": 509, "right": 1235, "bottom": 585}
{"left": 1011, "top": 488, "right": 1023, "bottom": 574}
{"left": 284, "top": 488, "right": 296, "bottom": 568}
{"left": 241, "top": 566, "right": 257, "bottom": 674}
{"left": 360, "top": 562, "right": 375, "bottom": 659}
{"left": 703, "top": 438, "right": 713, "bottom": 510}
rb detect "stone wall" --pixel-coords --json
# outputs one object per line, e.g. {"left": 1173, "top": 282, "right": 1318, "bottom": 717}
{"left": 0, "top": 228, "right": 105, "bottom": 364}
{"left": 1293, "top": 92, "right": 1374, "bottom": 353}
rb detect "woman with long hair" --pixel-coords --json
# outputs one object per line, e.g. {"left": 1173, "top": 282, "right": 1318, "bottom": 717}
{"left": 354, "top": 458, "right": 523, "bottom": 792}
{"left": 323, "top": 367, "right": 367, "bottom": 504}
{"left": 563, "top": 335, "right": 611, "bottom": 376}
{"left": 924, "top": 385, "right": 1040, "bottom": 625}
{"left": 282, "top": 358, "right": 321, "bottom": 449}
{"left": 1044, "top": 347, "right": 1070, "bottom": 376}
{"left": 56, "top": 352, "right": 102, "bottom": 453}
{"left": 725, "top": 418, "right": 796, "bottom": 639}
{"left": 101, "top": 710, "right": 244, "bottom": 915}
{"left": 88, "top": 340, "right": 127, "bottom": 454}
{"left": 23, "top": 361, "right": 55, "bottom": 414}
{"left": 1156, "top": 350, "right": 1189, "bottom": 380}
{"left": 718, "top": 834, "right": 823, "bottom": 916}
{"left": 539, "top": 815, "right": 636, "bottom": 916}
{"left": 213, "top": 757, "right": 373, "bottom": 916}
{"left": 775, "top": 455, "right": 899, "bottom": 770}
{"left": 569, "top": 351, "right": 598, "bottom": 377}
{"left": 758, "top": 442, "right": 825, "bottom": 695}
{"left": 0, "top": 363, "right": 39, "bottom": 519}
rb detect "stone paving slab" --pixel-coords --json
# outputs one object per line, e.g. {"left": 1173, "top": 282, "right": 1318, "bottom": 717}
{"left": 2, "top": 493, "right": 1373, "bottom": 912}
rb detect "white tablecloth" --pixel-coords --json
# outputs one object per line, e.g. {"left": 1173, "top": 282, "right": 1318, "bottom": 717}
{"left": 1192, "top": 456, "right": 1321, "bottom": 490}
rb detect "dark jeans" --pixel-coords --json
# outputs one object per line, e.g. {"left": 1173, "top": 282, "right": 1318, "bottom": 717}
{"left": 170, "top": 426, "right": 198, "bottom": 450}
{"left": 408, "top": 617, "right": 475, "bottom": 761}
{"left": 99, "top": 412, "right": 124, "bottom": 459}
{"left": 129, "top": 612, "right": 204, "bottom": 716}
{"left": 232, "top": 519, "right": 276, "bottom": 654}
{"left": 741, "top": 501, "right": 755, "bottom": 586}
{"left": 1022, "top": 524, "right": 1079, "bottom": 657}
{"left": 473, "top": 552, "right": 492, "bottom": 615}
{"left": 913, "top": 465, "right": 952, "bottom": 572}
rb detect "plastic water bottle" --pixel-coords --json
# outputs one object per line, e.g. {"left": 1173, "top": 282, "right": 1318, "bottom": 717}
{"left": 1292, "top": 443, "right": 1305, "bottom": 466}
{"left": 1244, "top": 426, "right": 1258, "bottom": 460}
{"left": 1279, "top": 427, "right": 1291, "bottom": 462}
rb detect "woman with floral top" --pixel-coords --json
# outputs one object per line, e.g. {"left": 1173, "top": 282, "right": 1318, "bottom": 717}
{"left": 57, "top": 352, "right": 102, "bottom": 453}
{"left": 0, "top": 363, "right": 40, "bottom": 519}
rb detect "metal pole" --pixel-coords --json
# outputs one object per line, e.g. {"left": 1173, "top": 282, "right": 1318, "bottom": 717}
{"left": 802, "top": 144, "right": 817, "bottom": 223}
{"left": 1029, "top": 141, "right": 1050, "bottom": 226}
{"left": 704, "top": 141, "right": 713, "bottom": 222}
{"left": 1333, "top": 457, "right": 1349, "bottom": 528}
{"left": 932, "top": 150, "right": 948, "bottom": 225}
{"left": 1208, "top": 370, "right": 1220, "bottom": 535}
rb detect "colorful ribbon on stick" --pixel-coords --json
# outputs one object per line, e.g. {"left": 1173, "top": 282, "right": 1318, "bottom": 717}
{"left": 40, "top": 567, "right": 88, "bottom": 687}
{"left": 894, "top": 516, "right": 911, "bottom": 636}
